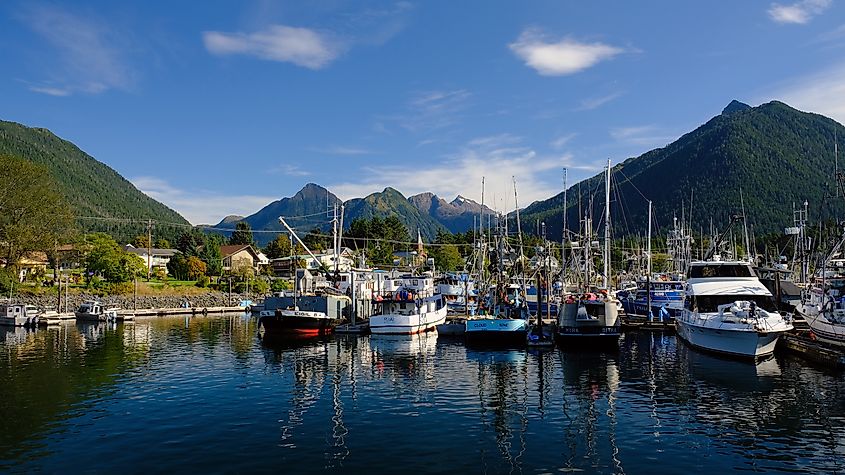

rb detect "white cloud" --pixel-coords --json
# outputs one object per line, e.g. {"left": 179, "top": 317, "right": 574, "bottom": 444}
{"left": 132, "top": 176, "right": 277, "bottom": 225}
{"left": 28, "top": 85, "right": 71, "bottom": 97}
{"left": 19, "top": 4, "right": 134, "bottom": 95}
{"left": 766, "top": 62, "right": 845, "bottom": 124}
{"left": 610, "top": 125, "right": 675, "bottom": 147}
{"left": 203, "top": 25, "right": 344, "bottom": 69}
{"left": 509, "top": 29, "right": 624, "bottom": 76}
{"left": 269, "top": 164, "right": 311, "bottom": 177}
{"left": 550, "top": 133, "right": 577, "bottom": 150}
{"left": 329, "top": 139, "right": 600, "bottom": 212}
{"left": 768, "top": 0, "right": 831, "bottom": 24}
{"left": 576, "top": 91, "right": 623, "bottom": 111}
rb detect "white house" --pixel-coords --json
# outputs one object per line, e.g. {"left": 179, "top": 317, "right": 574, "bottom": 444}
{"left": 124, "top": 244, "right": 178, "bottom": 273}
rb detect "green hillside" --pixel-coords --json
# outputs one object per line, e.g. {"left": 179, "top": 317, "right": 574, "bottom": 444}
{"left": 520, "top": 100, "right": 845, "bottom": 240}
{"left": 344, "top": 187, "right": 446, "bottom": 240}
{"left": 0, "top": 120, "right": 189, "bottom": 241}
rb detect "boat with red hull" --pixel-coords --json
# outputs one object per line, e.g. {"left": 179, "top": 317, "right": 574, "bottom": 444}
{"left": 259, "top": 294, "right": 350, "bottom": 336}
{"left": 259, "top": 309, "right": 343, "bottom": 336}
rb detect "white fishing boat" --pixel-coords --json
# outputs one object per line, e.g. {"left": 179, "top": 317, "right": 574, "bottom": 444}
{"left": 676, "top": 260, "right": 793, "bottom": 358}
{"left": 75, "top": 300, "right": 120, "bottom": 322}
{"left": 557, "top": 160, "right": 621, "bottom": 347}
{"left": 795, "top": 256, "right": 845, "bottom": 347}
{"left": 0, "top": 303, "right": 41, "bottom": 327}
{"left": 369, "top": 276, "right": 447, "bottom": 335}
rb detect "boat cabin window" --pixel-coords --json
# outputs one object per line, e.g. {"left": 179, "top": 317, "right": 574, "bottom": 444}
{"left": 690, "top": 295, "right": 776, "bottom": 313}
{"left": 689, "top": 265, "right": 754, "bottom": 278}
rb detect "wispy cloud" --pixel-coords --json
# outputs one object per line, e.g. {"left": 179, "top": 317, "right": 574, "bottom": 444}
{"left": 768, "top": 0, "right": 831, "bottom": 24}
{"left": 18, "top": 4, "right": 134, "bottom": 95}
{"left": 308, "top": 145, "right": 374, "bottom": 155}
{"left": 382, "top": 89, "right": 472, "bottom": 133}
{"left": 550, "top": 133, "right": 577, "bottom": 150}
{"left": 132, "top": 176, "right": 277, "bottom": 225}
{"left": 28, "top": 85, "right": 71, "bottom": 97}
{"left": 269, "top": 164, "right": 311, "bottom": 177}
{"left": 765, "top": 62, "right": 845, "bottom": 124}
{"left": 203, "top": 25, "right": 344, "bottom": 69}
{"left": 610, "top": 125, "right": 675, "bottom": 147}
{"left": 329, "top": 138, "right": 596, "bottom": 211}
{"left": 576, "top": 91, "right": 624, "bottom": 111}
{"left": 509, "top": 28, "right": 625, "bottom": 76}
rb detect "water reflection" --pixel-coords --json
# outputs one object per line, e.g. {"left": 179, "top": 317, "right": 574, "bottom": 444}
{"left": 0, "top": 318, "right": 844, "bottom": 474}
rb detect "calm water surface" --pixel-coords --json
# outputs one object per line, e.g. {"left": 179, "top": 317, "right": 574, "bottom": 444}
{"left": 0, "top": 315, "right": 843, "bottom": 474}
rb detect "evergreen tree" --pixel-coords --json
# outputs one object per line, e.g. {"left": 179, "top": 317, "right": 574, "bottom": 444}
{"left": 230, "top": 221, "right": 255, "bottom": 246}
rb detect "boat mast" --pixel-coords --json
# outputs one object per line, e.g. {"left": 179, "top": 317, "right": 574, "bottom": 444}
{"left": 740, "top": 188, "right": 751, "bottom": 262}
{"left": 513, "top": 176, "right": 525, "bottom": 290}
{"left": 647, "top": 200, "right": 653, "bottom": 321}
{"left": 562, "top": 168, "right": 568, "bottom": 286}
{"left": 604, "top": 158, "right": 611, "bottom": 290}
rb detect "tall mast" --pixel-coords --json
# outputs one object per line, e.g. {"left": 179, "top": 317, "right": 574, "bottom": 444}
{"left": 646, "top": 200, "right": 653, "bottom": 321}
{"left": 603, "top": 158, "right": 611, "bottom": 289}
{"left": 740, "top": 188, "right": 751, "bottom": 262}
{"left": 562, "top": 168, "right": 568, "bottom": 281}
{"left": 647, "top": 201, "right": 653, "bottom": 276}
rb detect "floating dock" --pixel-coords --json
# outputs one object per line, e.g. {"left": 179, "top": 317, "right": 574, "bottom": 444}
{"left": 121, "top": 306, "right": 247, "bottom": 317}
{"left": 620, "top": 314, "right": 675, "bottom": 332}
{"left": 40, "top": 313, "right": 76, "bottom": 326}
{"left": 335, "top": 321, "right": 369, "bottom": 334}
{"left": 779, "top": 332, "right": 845, "bottom": 370}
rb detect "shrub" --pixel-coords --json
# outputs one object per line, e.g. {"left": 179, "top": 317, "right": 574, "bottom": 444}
{"left": 196, "top": 275, "right": 210, "bottom": 288}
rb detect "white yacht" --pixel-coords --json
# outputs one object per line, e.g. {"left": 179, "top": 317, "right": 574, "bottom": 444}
{"left": 676, "top": 261, "right": 793, "bottom": 358}
{"left": 370, "top": 276, "right": 447, "bottom": 335}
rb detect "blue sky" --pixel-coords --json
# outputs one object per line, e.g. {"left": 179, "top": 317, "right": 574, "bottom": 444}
{"left": 3, "top": 0, "right": 845, "bottom": 225}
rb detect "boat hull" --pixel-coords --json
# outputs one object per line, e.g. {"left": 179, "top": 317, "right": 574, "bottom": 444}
{"left": 75, "top": 312, "right": 108, "bottom": 322}
{"left": 369, "top": 306, "right": 447, "bottom": 335}
{"left": 801, "top": 313, "right": 845, "bottom": 347}
{"left": 465, "top": 318, "right": 528, "bottom": 344}
{"left": 0, "top": 316, "right": 38, "bottom": 327}
{"left": 259, "top": 311, "right": 342, "bottom": 336}
{"left": 675, "top": 319, "right": 782, "bottom": 358}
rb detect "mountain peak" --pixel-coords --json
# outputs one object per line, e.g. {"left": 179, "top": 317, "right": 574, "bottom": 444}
{"left": 722, "top": 100, "right": 751, "bottom": 115}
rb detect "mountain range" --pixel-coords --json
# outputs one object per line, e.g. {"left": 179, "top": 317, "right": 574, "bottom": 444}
{"left": 211, "top": 183, "right": 494, "bottom": 245}
{"left": 5, "top": 98, "right": 844, "bottom": 250}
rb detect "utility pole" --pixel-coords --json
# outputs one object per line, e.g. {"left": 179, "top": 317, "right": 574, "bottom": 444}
{"left": 147, "top": 219, "right": 153, "bottom": 281}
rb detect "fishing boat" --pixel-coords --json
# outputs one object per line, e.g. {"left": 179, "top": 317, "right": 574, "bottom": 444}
{"left": 465, "top": 202, "right": 529, "bottom": 344}
{"left": 621, "top": 277, "right": 686, "bottom": 322}
{"left": 75, "top": 300, "right": 119, "bottom": 322}
{"left": 259, "top": 291, "right": 350, "bottom": 336}
{"left": 466, "top": 282, "right": 529, "bottom": 344}
{"left": 436, "top": 272, "right": 477, "bottom": 314}
{"left": 369, "top": 276, "right": 447, "bottom": 335}
{"left": 794, "top": 252, "right": 845, "bottom": 347}
{"left": 676, "top": 260, "right": 793, "bottom": 358}
{"left": 557, "top": 159, "right": 621, "bottom": 346}
{"left": 0, "top": 303, "right": 40, "bottom": 327}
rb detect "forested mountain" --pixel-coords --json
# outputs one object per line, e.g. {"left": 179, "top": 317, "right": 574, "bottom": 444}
{"left": 219, "top": 185, "right": 456, "bottom": 245}
{"left": 212, "top": 183, "right": 342, "bottom": 245}
{"left": 408, "top": 192, "right": 494, "bottom": 233}
{"left": 519, "top": 100, "right": 845, "bottom": 240}
{"left": 344, "top": 187, "right": 446, "bottom": 241}
{"left": 0, "top": 120, "right": 189, "bottom": 241}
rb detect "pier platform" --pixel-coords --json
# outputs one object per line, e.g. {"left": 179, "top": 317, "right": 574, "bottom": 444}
{"left": 336, "top": 322, "right": 369, "bottom": 334}
{"left": 779, "top": 332, "right": 845, "bottom": 370}
{"left": 120, "top": 307, "right": 247, "bottom": 317}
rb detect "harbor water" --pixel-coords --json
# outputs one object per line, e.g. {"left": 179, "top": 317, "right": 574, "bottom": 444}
{"left": 0, "top": 315, "right": 843, "bottom": 474}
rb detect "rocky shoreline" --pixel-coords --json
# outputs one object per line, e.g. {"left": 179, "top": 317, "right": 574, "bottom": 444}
{"left": 16, "top": 292, "right": 252, "bottom": 311}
